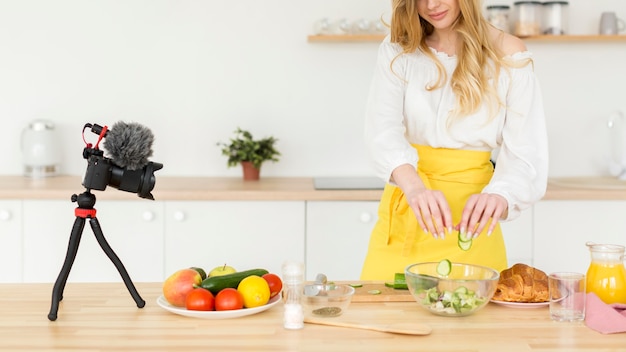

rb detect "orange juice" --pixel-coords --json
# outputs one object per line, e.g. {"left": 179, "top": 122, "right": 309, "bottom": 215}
{"left": 586, "top": 261, "right": 626, "bottom": 304}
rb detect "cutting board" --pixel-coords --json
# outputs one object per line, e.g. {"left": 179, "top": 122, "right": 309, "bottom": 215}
{"left": 349, "top": 282, "right": 414, "bottom": 303}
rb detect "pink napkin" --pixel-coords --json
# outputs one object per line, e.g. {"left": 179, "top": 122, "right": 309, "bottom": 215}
{"left": 585, "top": 292, "right": 626, "bottom": 334}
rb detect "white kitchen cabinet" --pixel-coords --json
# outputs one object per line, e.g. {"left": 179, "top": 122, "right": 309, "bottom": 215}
{"left": 164, "top": 201, "right": 305, "bottom": 278}
{"left": 22, "top": 199, "right": 164, "bottom": 283}
{"left": 533, "top": 200, "right": 626, "bottom": 275}
{"left": 305, "top": 201, "right": 379, "bottom": 281}
{"left": 500, "top": 208, "right": 534, "bottom": 266}
{"left": 0, "top": 201, "right": 22, "bottom": 283}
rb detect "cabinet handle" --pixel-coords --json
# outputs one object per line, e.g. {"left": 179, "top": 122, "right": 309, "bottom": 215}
{"left": 359, "top": 212, "right": 372, "bottom": 223}
{"left": 0, "top": 210, "right": 10, "bottom": 221}
{"left": 142, "top": 211, "right": 155, "bottom": 222}
{"left": 173, "top": 211, "right": 186, "bottom": 222}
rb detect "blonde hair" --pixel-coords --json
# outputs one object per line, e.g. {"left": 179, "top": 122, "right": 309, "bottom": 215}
{"left": 390, "top": 0, "right": 529, "bottom": 120}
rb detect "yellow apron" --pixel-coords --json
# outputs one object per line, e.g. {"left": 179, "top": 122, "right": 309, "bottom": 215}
{"left": 360, "top": 145, "right": 507, "bottom": 280}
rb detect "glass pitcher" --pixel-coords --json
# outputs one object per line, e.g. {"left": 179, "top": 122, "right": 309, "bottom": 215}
{"left": 586, "top": 242, "right": 626, "bottom": 304}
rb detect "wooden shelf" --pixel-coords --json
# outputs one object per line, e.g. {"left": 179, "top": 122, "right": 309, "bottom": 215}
{"left": 307, "top": 34, "right": 626, "bottom": 43}
{"left": 307, "top": 34, "right": 386, "bottom": 42}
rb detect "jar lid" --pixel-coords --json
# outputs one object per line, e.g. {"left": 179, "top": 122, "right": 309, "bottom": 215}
{"left": 542, "top": 1, "right": 568, "bottom": 5}
{"left": 487, "top": 5, "right": 510, "bottom": 10}
{"left": 513, "top": 1, "right": 542, "bottom": 5}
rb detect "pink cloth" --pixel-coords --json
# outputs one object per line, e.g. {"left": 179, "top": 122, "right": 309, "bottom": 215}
{"left": 585, "top": 292, "right": 626, "bottom": 334}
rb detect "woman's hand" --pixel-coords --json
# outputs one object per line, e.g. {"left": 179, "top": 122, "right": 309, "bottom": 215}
{"left": 391, "top": 164, "right": 453, "bottom": 239}
{"left": 404, "top": 187, "right": 453, "bottom": 239}
{"left": 458, "top": 193, "right": 508, "bottom": 239}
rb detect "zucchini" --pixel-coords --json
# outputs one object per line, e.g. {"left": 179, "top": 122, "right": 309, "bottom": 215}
{"left": 199, "top": 268, "right": 268, "bottom": 294}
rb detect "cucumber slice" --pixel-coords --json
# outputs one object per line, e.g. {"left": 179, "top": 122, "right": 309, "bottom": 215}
{"left": 458, "top": 239, "right": 472, "bottom": 251}
{"left": 458, "top": 231, "right": 472, "bottom": 243}
{"left": 436, "top": 259, "right": 452, "bottom": 276}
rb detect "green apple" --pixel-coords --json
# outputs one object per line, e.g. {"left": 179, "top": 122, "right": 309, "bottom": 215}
{"left": 209, "top": 264, "right": 237, "bottom": 277}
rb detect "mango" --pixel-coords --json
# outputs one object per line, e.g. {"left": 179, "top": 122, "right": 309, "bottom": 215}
{"left": 163, "top": 268, "right": 202, "bottom": 307}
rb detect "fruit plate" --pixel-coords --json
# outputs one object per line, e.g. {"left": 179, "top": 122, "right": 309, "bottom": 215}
{"left": 490, "top": 300, "right": 549, "bottom": 308}
{"left": 157, "top": 294, "right": 281, "bottom": 319}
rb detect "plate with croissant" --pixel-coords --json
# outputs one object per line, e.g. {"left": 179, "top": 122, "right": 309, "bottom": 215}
{"left": 490, "top": 263, "right": 550, "bottom": 308}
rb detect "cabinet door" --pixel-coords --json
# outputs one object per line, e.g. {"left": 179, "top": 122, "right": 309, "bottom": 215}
{"left": 23, "top": 199, "right": 164, "bottom": 283}
{"left": 0, "top": 201, "right": 22, "bottom": 283}
{"left": 164, "top": 201, "right": 305, "bottom": 277}
{"left": 533, "top": 200, "right": 626, "bottom": 275}
{"left": 306, "top": 201, "right": 379, "bottom": 281}
{"left": 500, "top": 208, "right": 533, "bottom": 266}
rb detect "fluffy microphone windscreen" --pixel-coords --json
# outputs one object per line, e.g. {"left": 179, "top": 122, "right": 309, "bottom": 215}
{"left": 103, "top": 121, "right": 154, "bottom": 170}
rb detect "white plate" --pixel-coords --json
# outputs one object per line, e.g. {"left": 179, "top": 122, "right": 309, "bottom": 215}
{"left": 490, "top": 300, "right": 549, "bottom": 308}
{"left": 157, "top": 294, "right": 281, "bottom": 319}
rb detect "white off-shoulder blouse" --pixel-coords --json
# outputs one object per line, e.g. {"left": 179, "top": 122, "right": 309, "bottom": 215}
{"left": 364, "top": 36, "right": 549, "bottom": 221}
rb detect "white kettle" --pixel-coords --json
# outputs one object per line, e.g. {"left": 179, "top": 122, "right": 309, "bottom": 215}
{"left": 21, "top": 120, "right": 62, "bottom": 178}
{"left": 608, "top": 111, "right": 626, "bottom": 180}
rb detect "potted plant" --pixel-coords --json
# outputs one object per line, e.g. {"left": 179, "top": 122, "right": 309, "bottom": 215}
{"left": 217, "top": 127, "right": 280, "bottom": 180}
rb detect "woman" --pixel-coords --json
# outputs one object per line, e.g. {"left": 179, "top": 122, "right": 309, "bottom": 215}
{"left": 360, "top": 0, "right": 548, "bottom": 280}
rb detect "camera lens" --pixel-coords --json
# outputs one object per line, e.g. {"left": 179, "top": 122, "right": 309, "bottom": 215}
{"left": 109, "top": 162, "right": 163, "bottom": 200}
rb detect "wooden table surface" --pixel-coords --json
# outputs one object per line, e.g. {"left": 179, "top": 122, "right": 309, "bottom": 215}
{"left": 0, "top": 282, "right": 623, "bottom": 352}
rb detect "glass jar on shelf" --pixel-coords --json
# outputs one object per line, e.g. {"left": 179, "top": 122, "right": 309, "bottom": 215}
{"left": 486, "top": 5, "right": 511, "bottom": 33}
{"left": 542, "top": 1, "right": 569, "bottom": 35}
{"left": 513, "top": 1, "right": 542, "bottom": 37}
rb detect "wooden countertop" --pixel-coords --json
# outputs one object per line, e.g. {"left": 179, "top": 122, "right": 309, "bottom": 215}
{"left": 0, "top": 282, "right": 621, "bottom": 351}
{"left": 1, "top": 175, "right": 626, "bottom": 201}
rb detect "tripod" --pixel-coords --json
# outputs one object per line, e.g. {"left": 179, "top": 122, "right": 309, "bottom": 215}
{"left": 47, "top": 190, "right": 146, "bottom": 321}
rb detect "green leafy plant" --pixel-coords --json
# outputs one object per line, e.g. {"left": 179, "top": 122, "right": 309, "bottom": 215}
{"left": 217, "top": 127, "right": 280, "bottom": 169}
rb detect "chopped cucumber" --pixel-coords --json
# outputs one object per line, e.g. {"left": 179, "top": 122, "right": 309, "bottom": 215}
{"left": 457, "top": 230, "right": 472, "bottom": 251}
{"left": 436, "top": 259, "right": 452, "bottom": 276}
{"left": 421, "top": 286, "right": 485, "bottom": 314}
{"left": 385, "top": 273, "right": 408, "bottom": 289}
{"left": 349, "top": 283, "right": 363, "bottom": 288}
{"left": 458, "top": 231, "right": 472, "bottom": 243}
{"left": 368, "top": 289, "right": 382, "bottom": 295}
{"left": 458, "top": 239, "right": 472, "bottom": 251}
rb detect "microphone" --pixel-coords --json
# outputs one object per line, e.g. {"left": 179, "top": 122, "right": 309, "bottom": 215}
{"left": 102, "top": 121, "right": 155, "bottom": 170}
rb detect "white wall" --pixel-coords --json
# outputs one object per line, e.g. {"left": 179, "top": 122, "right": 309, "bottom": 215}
{"left": 1, "top": 0, "right": 625, "bottom": 178}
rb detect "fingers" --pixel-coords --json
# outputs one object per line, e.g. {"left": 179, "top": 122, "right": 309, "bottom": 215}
{"left": 409, "top": 189, "right": 452, "bottom": 239}
{"left": 458, "top": 193, "right": 508, "bottom": 239}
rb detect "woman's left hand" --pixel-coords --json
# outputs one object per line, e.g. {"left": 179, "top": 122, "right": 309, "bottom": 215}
{"left": 458, "top": 193, "right": 508, "bottom": 239}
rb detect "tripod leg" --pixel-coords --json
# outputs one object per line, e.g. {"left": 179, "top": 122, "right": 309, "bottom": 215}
{"left": 48, "top": 217, "right": 86, "bottom": 321}
{"left": 89, "top": 217, "right": 146, "bottom": 308}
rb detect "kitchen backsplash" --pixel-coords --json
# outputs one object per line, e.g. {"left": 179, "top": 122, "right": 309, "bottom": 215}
{"left": 0, "top": 0, "right": 624, "bottom": 178}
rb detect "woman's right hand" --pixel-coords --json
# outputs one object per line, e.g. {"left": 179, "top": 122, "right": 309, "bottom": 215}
{"left": 392, "top": 164, "right": 453, "bottom": 239}
{"left": 404, "top": 187, "right": 453, "bottom": 239}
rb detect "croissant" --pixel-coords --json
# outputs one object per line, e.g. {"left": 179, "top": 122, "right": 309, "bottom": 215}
{"left": 492, "top": 263, "right": 549, "bottom": 303}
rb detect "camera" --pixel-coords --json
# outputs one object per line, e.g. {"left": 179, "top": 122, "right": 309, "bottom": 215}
{"left": 81, "top": 123, "right": 163, "bottom": 200}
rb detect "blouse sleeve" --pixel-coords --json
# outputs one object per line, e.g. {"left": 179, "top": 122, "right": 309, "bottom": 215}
{"left": 364, "top": 37, "right": 418, "bottom": 183}
{"left": 482, "top": 56, "right": 549, "bottom": 221}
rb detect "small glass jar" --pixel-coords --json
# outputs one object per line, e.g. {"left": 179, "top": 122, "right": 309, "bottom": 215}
{"left": 513, "top": 1, "right": 542, "bottom": 37}
{"left": 542, "top": 1, "right": 569, "bottom": 35}
{"left": 486, "top": 5, "right": 511, "bottom": 32}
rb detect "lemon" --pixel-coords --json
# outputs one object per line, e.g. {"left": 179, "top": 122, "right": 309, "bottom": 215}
{"left": 237, "top": 275, "right": 270, "bottom": 308}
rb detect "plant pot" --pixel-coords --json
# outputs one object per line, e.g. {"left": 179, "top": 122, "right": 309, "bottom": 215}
{"left": 241, "top": 161, "right": 261, "bottom": 181}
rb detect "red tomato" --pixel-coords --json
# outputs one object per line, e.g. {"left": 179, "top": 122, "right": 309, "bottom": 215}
{"left": 185, "top": 288, "right": 215, "bottom": 311}
{"left": 215, "top": 288, "right": 244, "bottom": 311}
{"left": 262, "top": 273, "right": 283, "bottom": 298}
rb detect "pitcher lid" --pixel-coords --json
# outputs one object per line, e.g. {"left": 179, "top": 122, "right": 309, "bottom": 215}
{"left": 28, "top": 120, "right": 55, "bottom": 131}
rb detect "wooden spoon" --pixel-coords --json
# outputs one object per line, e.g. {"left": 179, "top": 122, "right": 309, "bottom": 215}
{"left": 304, "top": 317, "right": 432, "bottom": 335}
